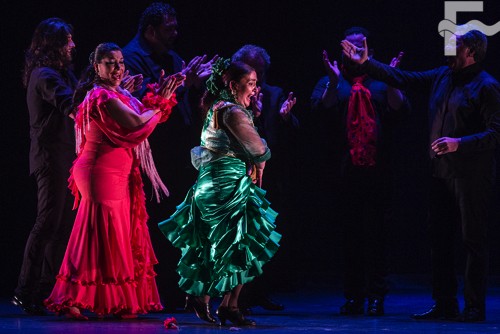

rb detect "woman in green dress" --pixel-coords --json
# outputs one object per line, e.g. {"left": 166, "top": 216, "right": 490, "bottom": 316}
{"left": 158, "top": 59, "right": 281, "bottom": 326}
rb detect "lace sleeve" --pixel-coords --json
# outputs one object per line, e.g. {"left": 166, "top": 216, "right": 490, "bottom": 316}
{"left": 223, "top": 106, "right": 271, "bottom": 162}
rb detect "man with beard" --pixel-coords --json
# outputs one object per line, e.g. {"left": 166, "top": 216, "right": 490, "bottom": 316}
{"left": 13, "top": 17, "right": 77, "bottom": 315}
{"left": 342, "top": 28, "right": 500, "bottom": 322}
{"left": 122, "top": 2, "right": 215, "bottom": 311}
{"left": 122, "top": 2, "right": 215, "bottom": 212}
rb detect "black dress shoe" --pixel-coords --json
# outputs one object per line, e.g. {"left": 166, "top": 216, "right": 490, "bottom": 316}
{"left": 256, "top": 296, "right": 285, "bottom": 311}
{"left": 367, "top": 298, "right": 384, "bottom": 316}
{"left": 11, "top": 295, "right": 46, "bottom": 316}
{"left": 460, "top": 306, "right": 485, "bottom": 322}
{"left": 411, "top": 301, "right": 459, "bottom": 320}
{"left": 340, "top": 299, "right": 364, "bottom": 315}
{"left": 185, "top": 295, "right": 217, "bottom": 324}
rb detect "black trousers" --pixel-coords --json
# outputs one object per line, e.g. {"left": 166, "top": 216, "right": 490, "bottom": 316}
{"left": 339, "top": 166, "right": 391, "bottom": 300}
{"left": 429, "top": 176, "right": 492, "bottom": 311}
{"left": 15, "top": 165, "right": 74, "bottom": 304}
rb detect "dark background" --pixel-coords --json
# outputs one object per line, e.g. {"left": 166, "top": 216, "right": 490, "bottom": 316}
{"left": 2, "top": 0, "right": 500, "bottom": 301}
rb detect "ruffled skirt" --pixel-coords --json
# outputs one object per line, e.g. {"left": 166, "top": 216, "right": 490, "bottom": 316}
{"left": 45, "top": 145, "right": 162, "bottom": 315}
{"left": 158, "top": 156, "right": 281, "bottom": 297}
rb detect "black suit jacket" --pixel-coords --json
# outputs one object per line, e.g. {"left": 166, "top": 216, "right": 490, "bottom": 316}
{"left": 363, "top": 59, "right": 500, "bottom": 179}
{"left": 26, "top": 67, "right": 76, "bottom": 174}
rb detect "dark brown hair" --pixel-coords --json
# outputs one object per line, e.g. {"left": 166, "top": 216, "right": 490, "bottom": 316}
{"left": 73, "top": 42, "right": 122, "bottom": 107}
{"left": 23, "top": 18, "right": 73, "bottom": 87}
{"left": 200, "top": 61, "right": 255, "bottom": 113}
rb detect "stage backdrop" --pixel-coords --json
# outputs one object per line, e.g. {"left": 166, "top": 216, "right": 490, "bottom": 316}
{"left": 2, "top": 0, "right": 500, "bottom": 298}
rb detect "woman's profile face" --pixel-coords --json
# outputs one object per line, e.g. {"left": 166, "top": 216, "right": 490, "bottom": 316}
{"left": 95, "top": 50, "right": 125, "bottom": 89}
{"left": 234, "top": 71, "right": 257, "bottom": 108}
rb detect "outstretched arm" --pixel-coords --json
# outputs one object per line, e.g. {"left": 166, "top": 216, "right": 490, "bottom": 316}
{"left": 341, "top": 38, "right": 435, "bottom": 91}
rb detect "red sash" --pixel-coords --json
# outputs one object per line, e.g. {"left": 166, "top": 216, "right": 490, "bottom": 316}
{"left": 346, "top": 75, "right": 377, "bottom": 166}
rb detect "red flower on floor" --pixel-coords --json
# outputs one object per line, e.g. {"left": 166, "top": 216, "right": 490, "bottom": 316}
{"left": 163, "top": 317, "right": 179, "bottom": 330}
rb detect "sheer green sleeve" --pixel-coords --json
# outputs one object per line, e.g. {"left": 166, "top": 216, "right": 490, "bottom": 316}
{"left": 223, "top": 106, "right": 271, "bottom": 162}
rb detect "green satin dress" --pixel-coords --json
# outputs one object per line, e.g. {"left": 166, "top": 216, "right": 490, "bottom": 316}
{"left": 158, "top": 101, "right": 281, "bottom": 297}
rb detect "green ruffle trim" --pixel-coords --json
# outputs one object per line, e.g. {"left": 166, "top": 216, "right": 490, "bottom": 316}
{"left": 158, "top": 181, "right": 281, "bottom": 297}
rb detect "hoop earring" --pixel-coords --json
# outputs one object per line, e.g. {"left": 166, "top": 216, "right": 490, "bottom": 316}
{"left": 231, "top": 89, "right": 237, "bottom": 101}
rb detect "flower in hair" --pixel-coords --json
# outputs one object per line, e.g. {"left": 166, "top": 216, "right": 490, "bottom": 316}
{"left": 206, "top": 57, "right": 230, "bottom": 95}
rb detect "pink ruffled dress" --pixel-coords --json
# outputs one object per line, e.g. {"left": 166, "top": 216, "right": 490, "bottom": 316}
{"left": 45, "top": 87, "right": 174, "bottom": 316}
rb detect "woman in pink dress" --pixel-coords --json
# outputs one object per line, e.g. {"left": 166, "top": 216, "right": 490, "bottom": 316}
{"left": 45, "top": 42, "right": 185, "bottom": 320}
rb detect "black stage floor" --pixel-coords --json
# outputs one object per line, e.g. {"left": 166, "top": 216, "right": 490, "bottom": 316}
{"left": 2, "top": 278, "right": 499, "bottom": 333}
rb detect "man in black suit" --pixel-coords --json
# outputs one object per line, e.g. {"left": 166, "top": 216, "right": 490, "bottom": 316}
{"left": 342, "top": 28, "right": 500, "bottom": 322}
{"left": 312, "top": 27, "right": 409, "bottom": 317}
{"left": 14, "top": 17, "right": 77, "bottom": 315}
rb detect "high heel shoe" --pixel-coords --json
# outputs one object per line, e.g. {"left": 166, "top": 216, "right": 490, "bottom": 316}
{"left": 185, "top": 295, "right": 217, "bottom": 324}
{"left": 65, "top": 306, "right": 88, "bottom": 321}
{"left": 216, "top": 306, "right": 256, "bottom": 326}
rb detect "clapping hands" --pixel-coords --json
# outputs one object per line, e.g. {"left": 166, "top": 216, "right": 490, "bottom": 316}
{"left": 322, "top": 50, "right": 340, "bottom": 86}
{"left": 251, "top": 88, "right": 296, "bottom": 120}
{"left": 250, "top": 87, "right": 263, "bottom": 118}
{"left": 155, "top": 70, "right": 186, "bottom": 100}
{"left": 182, "top": 54, "right": 219, "bottom": 88}
{"left": 280, "top": 92, "right": 297, "bottom": 119}
{"left": 121, "top": 70, "right": 143, "bottom": 94}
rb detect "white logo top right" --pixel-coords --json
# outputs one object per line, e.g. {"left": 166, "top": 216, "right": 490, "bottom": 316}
{"left": 438, "top": 1, "right": 500, "bottom": 55}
